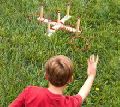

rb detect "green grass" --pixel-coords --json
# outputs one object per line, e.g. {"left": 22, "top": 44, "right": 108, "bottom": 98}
{"left": 0, "top": 0, "right": 120, "bottom": 106}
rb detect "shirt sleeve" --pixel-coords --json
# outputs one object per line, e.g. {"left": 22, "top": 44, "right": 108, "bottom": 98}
{"left": 9, "top": 86, "right": 30, "bottom": 107}
{"left": 69, "top": 94, "right": 82, "bottom": 107}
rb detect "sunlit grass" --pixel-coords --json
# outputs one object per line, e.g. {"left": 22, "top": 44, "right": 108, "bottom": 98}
{"left": 0, "top": 0, "right": 120, "bottom": 106}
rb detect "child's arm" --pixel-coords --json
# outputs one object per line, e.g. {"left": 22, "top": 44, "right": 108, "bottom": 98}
{"left": 78, "top": 55, "right": 99, "bottom": 102}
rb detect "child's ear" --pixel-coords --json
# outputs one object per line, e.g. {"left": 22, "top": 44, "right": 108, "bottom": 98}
{"left": 68, "top": 76, "right": 74, "bottom": 83}
{"left": 45, "top": 73, "right": 48, "bottom": 80}
{"left": 70, "top": 76, "right": 74, "bottom": 82}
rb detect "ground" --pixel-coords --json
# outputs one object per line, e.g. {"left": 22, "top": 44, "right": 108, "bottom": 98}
{"left": 0, "top": 0, "right": 120, "bottom": 106}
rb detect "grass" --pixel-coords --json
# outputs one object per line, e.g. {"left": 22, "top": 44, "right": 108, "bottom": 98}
{"left": 0, "top": 0, "right": 120, "bottom": 106}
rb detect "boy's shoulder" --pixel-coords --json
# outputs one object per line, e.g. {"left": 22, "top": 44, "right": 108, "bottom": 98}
{"left": 23, "top": 85, "right": 48, "bottom": 99}
{"left": 25, "top": 85, "right": 46, "bottom": 91}
{"left": 24, "top": 85, "right": 47, "bottom": 95}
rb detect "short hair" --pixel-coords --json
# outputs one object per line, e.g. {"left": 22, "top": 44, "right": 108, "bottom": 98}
{"left": 45, "top": 55, "right": 73, "bottom": 87}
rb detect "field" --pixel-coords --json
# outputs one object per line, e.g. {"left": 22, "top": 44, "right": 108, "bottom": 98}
{"left": 0, "top": 0, "right": 120, "bottom": 106}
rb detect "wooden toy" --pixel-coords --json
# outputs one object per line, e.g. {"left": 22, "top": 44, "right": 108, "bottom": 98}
{"left": 37, "top": 4, "right": 81, "bottom": 36}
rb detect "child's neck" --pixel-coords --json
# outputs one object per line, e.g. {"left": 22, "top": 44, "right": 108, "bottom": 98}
{"left": 48, "top": 83, "right": 65, "bottom": 95}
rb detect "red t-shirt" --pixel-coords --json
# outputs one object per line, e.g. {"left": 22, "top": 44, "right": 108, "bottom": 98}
{"left": 9, "top": 86, "right": 82, "bottom": 107}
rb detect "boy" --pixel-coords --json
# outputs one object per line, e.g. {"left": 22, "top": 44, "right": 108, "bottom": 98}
{"left": 9, "top": 54, "right": 99, "bottom": 107}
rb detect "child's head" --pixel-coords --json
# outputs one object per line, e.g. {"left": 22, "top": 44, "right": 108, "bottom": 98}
{"left": 45, "top": 55, "right": 73, "bottom": 87}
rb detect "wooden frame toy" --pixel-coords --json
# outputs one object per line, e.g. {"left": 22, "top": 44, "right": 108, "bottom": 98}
{"left": 37, "top": 4, "right": 81, "bottom": 36}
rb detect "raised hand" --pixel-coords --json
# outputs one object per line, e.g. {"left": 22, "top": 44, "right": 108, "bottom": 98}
{"left": 87, "top": 55, "right": 99, "bottom": 77}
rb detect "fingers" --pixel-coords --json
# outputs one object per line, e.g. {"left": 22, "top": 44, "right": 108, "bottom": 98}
{"left": 89, "top": 54, "right": 99, "bottom": 63}
{"left": 96, "top": 55, "right": 99, "bottom": 63}
{"left": 87, "top": 59, "right": 90, "bottom": 65}
{"left": 90, "top": 54, "right": 94, "bottom": 63}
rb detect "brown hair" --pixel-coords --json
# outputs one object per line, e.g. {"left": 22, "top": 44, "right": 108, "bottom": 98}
{"left": 45, "top": 55, "right": 73, "bottom": 87}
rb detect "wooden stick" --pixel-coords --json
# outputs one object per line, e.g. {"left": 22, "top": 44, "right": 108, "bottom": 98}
{"left": 67, "top": 4, "right": 70, "bottom": 16}
{"left": 57, "top": 10, "right": 61, "bottom": 23}
{"left": 47, "top": 21, "right": 50, "bottom": 33}
{"left": 76, "top": 18, "right": 80, "bottom": 35}
{"left": 76, "top": 18, "right": 80, "bottom": 31}
{"left": 40, "top": 5, "right": 43, "bottom": 18}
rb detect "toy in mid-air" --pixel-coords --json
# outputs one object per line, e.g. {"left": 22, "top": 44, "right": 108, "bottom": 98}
{"left": 37, "top": 4, "right": 81, "bottom": 36}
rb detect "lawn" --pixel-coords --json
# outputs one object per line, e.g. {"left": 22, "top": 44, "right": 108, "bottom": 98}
{"left": 0, "top": 0, "right": 120, "bottom": 106}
